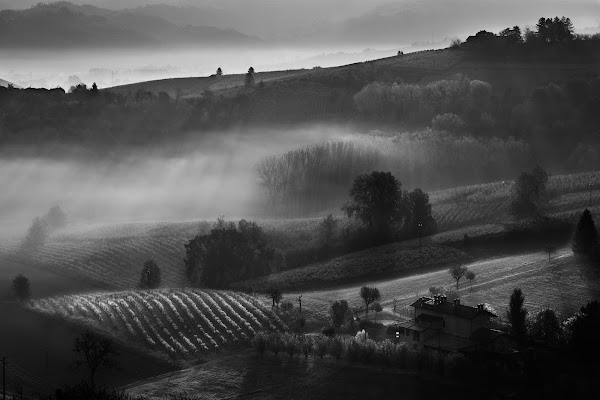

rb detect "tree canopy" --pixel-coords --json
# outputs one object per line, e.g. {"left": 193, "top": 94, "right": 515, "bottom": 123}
{"left": 510, "top": 166, "right": 549, "bottom": 217}
{"left": 11, "top": 274, "right": 31, "bottom": 302}
{"left": 359, "top": 286, "right": 380, "bottom": 319}
{"left": 184, "top": 218, "right": 274, "bottom": 288}
{"left": 507, "top": 288, "right": 528, "bottom": 339}
{"left": 572, "top": 209, "right": 599, "bottom": 259}
{"left": 343, "top": 171, "right": 408, "bottom": 242}
{"left": 139, "top": 259, "right": 162, "bottom": 289}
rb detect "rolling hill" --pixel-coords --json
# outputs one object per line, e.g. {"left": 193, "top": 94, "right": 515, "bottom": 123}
{"left": 0, "top": 2, "right": 261, "bottom": 49}
{"left": 0, "top": 77, "right": 16, "bottom": 87}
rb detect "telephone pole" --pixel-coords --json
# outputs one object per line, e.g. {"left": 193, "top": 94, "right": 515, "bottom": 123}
{"left": 2, "top": 356, "right": 6, "bottom": 400}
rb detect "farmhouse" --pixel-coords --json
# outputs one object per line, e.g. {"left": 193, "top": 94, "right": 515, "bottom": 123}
{"left": 395, "top": 295, "right": 517, "bottom": 353}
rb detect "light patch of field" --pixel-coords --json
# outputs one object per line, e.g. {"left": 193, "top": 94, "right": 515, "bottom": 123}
{"left": 31, "top": 289, "right": 286, "bottom": 359}
{"left": 284, "top": 249, "right": 600, "bottom": 322}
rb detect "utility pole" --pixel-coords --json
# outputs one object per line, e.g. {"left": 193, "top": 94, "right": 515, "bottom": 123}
{"left": 2, "top": 356, "right": 6, "bottom": 400}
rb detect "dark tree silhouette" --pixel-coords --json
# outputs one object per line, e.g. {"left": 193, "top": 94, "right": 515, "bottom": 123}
{"left": 11, "top": 274, "right": 31, "bottom": 302}
{"left": 216, "top": 67, "right": 223, "bottom": 76}
{"left": 507, "top": 288, "right": 528, "bottom": 339}
{"left": 407, "top": 188, "right": 437, "bottom": 236}
{"left": 360, "top": 286, "right": 380, "bottom": 319}
{"left": 510, "top": 166, "right": 549, "bottom": 217}
{"left": 73, "top": 330, "right": 119, "bottom": 393}
{"left": 449, "top": 265, "right": 468, "bottom": 291}
{"left": 371, "top": 302, "right": 382, "bottom": 321}
{"left": 139, "top": 259, "right": 161, "bottom": 289}
{"left": 44, "top": 205, "right": 67, "bottom": 229}
{"left": 568, "top": 300, "right": 600, "bottom": 364}
{"left": 329, "top": 300, "right": 349, "bottom": 328}
{"left": 465, "top": 270, "right": 476, "bottom": 287}
{"left": 319, "top": 213, "right": 338, "bottom": 249}
{"left": 343, "top": 171, "right": 409, "bottom": 242}
{"left": 530, "top": 308, "right": 562, "bottom": 346}
{"left": 267, "top": 285, "right": 282, "bottom": 307}
{"left": 245, "top": 67, "right": 255, "bottom": 87}
{"left": 23, "top": 217, "right": 49, "bottom": 248}
{"left": 184, "top": 218, "right": 273, "bottom": 288}
{"left": 572, "top": 209, "right": 598, "bottom": 258}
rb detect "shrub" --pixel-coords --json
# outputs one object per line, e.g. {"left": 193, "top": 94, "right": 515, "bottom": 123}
{"left": 328, "top": 337, "right": 344, "bottom": 360}
{"left": 267, "top": 332, "right": 282, "bottom": 355}
{"left": 321, "top": 326, "right": 335, "bottom": 337}
{"left": 280, "top": 300, "right": 294, "bottom": 313}
{"left": 252, "top": 331, "right": 269, "bottom": 357}
{"left": 300, "top": 335, "right": 313, "bottom": 358}
{"left": 282, "top": 333, "right": 299, "bottom": 358}
{"left": 377, "top": 339, "right": 396, "bottom": 367}
{"left": 314, "top": 335, "right": 329, "bottom": 359}
{"left": 431, "top": 113, "right": 465, "bottom": 133}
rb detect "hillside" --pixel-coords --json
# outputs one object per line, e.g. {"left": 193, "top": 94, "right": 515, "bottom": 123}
{"left": 0, "top": 2, "right": 261, "bottom": 49}
{"left": 108, "top": 46, "right": 600, "bottom": 106}
{"left": 0, "top": 77, "right": 16, "bottom": 87}
{"left": 0, "top": 170, "right": 597, "bottom": 291}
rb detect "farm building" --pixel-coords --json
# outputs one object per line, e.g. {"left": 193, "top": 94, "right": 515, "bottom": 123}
{"left": 395, "top": 295, "right": 518, "bottom": 354}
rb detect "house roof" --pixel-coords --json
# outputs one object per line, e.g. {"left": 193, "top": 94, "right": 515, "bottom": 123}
{"left": 416, "top": 313, "right": 444, "bottom": 324}
{"left": 397, "top": 321, "right": 432, "bottom": 332}
{"left": 410, "top": 297, "right": 497, "bottom": 320}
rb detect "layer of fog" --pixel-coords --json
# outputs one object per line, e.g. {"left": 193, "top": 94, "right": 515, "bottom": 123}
{"left": 0, "top": 125, "right": 359, "bottom": 238}
{"left": 0, "top": 43, "right": 443, "bottom": 90}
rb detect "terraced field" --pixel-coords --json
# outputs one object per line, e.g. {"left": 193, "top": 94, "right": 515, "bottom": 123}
{"left": 31, "top": 289, "right": 286, "bottom": 358}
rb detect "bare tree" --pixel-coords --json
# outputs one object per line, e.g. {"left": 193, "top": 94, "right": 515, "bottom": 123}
{"left": 73, "top": 330, "right": 119, "bottom": 392}
{"left": 449, "top": 265, "right": 468, "bottom": 291}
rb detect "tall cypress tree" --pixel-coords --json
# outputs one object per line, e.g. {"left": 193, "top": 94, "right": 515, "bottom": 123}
{"left": 507, "top": 288, "right": 528, "bottom": 339}
{"left": 572, "top": 209, "right": 598, "bottom": 257}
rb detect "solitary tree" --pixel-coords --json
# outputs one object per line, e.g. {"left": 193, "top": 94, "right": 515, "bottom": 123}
{"left": 465, "top": 270, "right": 476, "bottom": 287}
{"left": 530, "top": 308, "right": 562, "bottom": 346}
{"left": 572, "top": 209, "right": 598, "bottom": 258}
{"left": 216, "top": 67, "right": 223, "bottom": 76}
{"left": 544, "top": 245, "right": 557, "bottom": 262}
{"left": 343, "top": 171, "right": 409, "bottom": 242}
{"left": 23, "top": 217, "right": 49, "bottom": 248}
{"left": 73, "top": 330, "right": 119, "bottom": 393}
{"left": 11, "top": 274, "right": 31, "bottom": 302}
{"left": 507, "top": 288, "right": 528, "bottom": 339}
{"left": 44, "top": 206, "right": 67, "bottom": 229}
{"left": 139, "top": 259, "right": 161, "bottom": 289}
{"left": 407, "top": 188, "right": 437, "bottom": 237}
{"left": 360, "top": 286, "right": 380, "bottom": 319}
{"left": 319, "top": 214, "right": 338, "bottom": 249}
{"left": 371, "top": 302, "right": 383, "bottom": 321}
{"left": 449, "top": 265, "right": 468, "bottom": 291}
{"left": 267, "top": 285, "right": 282, "bottom": 308}
{"left": 510, "top": 166, "right": 549, "bottom": 217}
{"left": 329, "top": 300, "right": 350, "bottom": 328}
{"left": 245, "top": 67, "right": 255, "bottom": 87}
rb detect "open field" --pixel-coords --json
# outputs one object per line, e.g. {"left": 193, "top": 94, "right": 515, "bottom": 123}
{"left": 283, "top": 249, "right": 600, "bottom": 322}
{"left": 30, "top": 289, "right": 286, "bottom": 359}
{"left": 124, "top": 351, "right": 487, "bottom": 400}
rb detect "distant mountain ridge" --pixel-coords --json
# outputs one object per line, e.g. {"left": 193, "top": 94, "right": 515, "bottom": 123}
{"left": 0, "top": 1, "right": 262, "bottom": 49}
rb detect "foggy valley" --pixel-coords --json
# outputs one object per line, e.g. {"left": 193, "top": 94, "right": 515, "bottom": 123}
{"left": 1, "top": 1, "right": 600, "bottom": 400}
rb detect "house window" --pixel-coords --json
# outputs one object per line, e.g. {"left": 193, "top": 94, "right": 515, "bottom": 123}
{"left": 413, "top": 331, "right": 420, "bottom": 342}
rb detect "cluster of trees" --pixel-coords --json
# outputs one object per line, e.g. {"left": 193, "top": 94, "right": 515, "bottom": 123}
{"left": 257, "top": 134, "right": 530, "bottom": 216}
{"left": 509, "top": 166, "right": 549, "bottom": 217}
{"left": 354, "top": 75, "right": 494, "bottom": 128}
{"left": 342, "top": 171, "right": 436, "bottom": 244}
{"left": 22, "top": 206, "right": 68, "bottom": 249}
{"left": 184, "top": 218, "right": 275, "bottom": 288}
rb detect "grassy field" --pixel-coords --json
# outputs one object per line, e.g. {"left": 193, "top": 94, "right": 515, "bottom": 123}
{"left": 282, "top": 249, "right": 600, "bottom": 323}
{"left": 124, "top": 350, "right": 490, "bottom": 400}
{"left": 30, "top": 289, "right": 286, "bottom": 360}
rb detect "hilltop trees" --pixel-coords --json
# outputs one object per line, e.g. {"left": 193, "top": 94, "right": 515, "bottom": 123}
{"left": 507, "top": 288, "right": 528, "bottom": 339}
{"left": 184, "top": 218, "right": 274, "bottom": 288}
{"left": 216, "top": 67, "right": 223, "bottom": 76}
{"left": 359, "top": 286, "right": 380, "bottom": 319}
{"left": 11, "top": 274, "right": 31, "bottom": 302}
{"left": 572, "top": 209, "right": 599, "bottom": 259}
{"left": 343, "top": 171, "right": 408, "bottom": 243}
{"left": 536, "top": 17, "right": 574, "bottom": 45}
{"left": 139, "top": 259, "right": 162, "bottom": 289}
{"left": 510, "top": 166, "right": 549, "bottom": 217}
{"left": 245, "top": 67, "right": 255, "bottom": 87}
{"left": 44, "top": 205, "right": 67, "bottom": 229}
